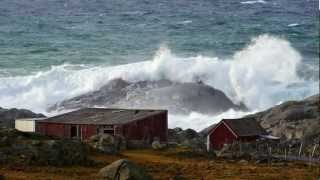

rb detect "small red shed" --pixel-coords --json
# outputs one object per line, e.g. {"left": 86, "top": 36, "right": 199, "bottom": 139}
{"left": 36, "top": 108, "right": 168, "bottom": 145}
{"left": 206, "top": 118, "right": 267, "bottom": 151}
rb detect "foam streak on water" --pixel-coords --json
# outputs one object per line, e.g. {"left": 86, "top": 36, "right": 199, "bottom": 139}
{"left": 240, "top": 0, "right": 267, "bottom": 4}
{"left": 0, "top": 35, "right": 318, "bottom": 130}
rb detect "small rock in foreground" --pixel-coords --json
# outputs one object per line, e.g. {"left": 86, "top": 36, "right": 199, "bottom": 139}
{"left": 98, "top": 159, "right": 152, "bottom": 180}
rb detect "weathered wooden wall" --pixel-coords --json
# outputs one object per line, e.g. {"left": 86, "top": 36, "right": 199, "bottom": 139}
{"left": 118, "top": 111, "right": 168, "bottom": 143}
{"left": 209, "top": 123, "right": 237, "bottom": 150}
{"left": 36, "top": 123, "right": 97, "bottom": 140}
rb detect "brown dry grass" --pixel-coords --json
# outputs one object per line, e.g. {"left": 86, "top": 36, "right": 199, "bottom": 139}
{"left": 0, "top": 148, "right": 319, "bottom": 180}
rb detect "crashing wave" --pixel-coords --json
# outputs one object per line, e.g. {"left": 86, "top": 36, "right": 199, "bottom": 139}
{"left": 0, "top": 34, "right": 317, "bottom": 130}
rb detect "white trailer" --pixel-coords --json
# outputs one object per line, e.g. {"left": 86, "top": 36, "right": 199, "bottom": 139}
{"left": 15, "top": 118, "right": 45, "bottom": 132}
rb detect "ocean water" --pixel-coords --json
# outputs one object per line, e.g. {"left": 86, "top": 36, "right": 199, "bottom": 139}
{"left": 0, "top": 0, "right": 319, "bottom": 130}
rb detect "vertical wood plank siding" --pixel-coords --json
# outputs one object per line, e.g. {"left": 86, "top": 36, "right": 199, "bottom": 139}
{"left": 36, "top": 123, "right": 97, "bottom": 140}
{"left": 120, "top": 112, "right": 168, "bottom": 142}
{"left": 209, "top": 123, "right": 237, "bottom": 150}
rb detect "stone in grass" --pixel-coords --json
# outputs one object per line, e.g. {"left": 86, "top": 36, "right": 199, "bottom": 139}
{"left": 238, "top": 159, "right": 249, "bottom": 165}
{"left": 98, "top": 159, "right": 152, "bottom": 180}
{"left": 151, "top": 140, "right": 166, "bottom": 150}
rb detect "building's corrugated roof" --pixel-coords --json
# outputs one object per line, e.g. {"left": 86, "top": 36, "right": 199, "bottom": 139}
{"left": 222, "top": 118, "right": 267, "bottom": 137}
{"left": 39, "top": 108, "right": 166, "bottom": 125}
{"left": 15, "top": 118, "right": 46, "bottom": 121}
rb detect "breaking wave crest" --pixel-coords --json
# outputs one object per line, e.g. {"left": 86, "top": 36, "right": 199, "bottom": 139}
{"left": 0, "top": 34, "right": 318, "bottom": 130}
{"left": 240, "top": 0, "right": 267, "bottom": 4}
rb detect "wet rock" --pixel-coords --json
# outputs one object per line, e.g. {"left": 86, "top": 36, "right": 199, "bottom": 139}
{"left": 48, "top": 78, "right": 246, "bottom": 115}
{"left": 98, "top": 159, "right": 152, "bottom": 180}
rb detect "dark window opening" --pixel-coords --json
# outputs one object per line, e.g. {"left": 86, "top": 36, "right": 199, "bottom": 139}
{"left": 103, "top": 129, "right": 114, "bottom": 134}
{"left": 71, "top": 126, "right": 77, "bottom": 137}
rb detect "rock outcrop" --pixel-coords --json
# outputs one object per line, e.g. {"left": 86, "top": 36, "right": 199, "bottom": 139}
{"left": 87, "top": 134, "right": 126, "bottom": 154}
{"left": 168, "top": 128, "right": 200, "bottom": 144}
{"left": 168, "top": 128, "right": 206, "bottom": 152}
{"left": 0, "top": 107, "right": 45, "bottom": 128}
{"left": 48, "top": 78, "right": 246, "bottom": 115}
{"left": 246, "top": 94, "right": 319, "bottom": 141}
{"left": 98, "top": 159, "right": 152, "bottom": 180}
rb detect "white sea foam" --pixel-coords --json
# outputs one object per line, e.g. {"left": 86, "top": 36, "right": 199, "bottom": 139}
{"left": 0, "top": 34, "right": 318, "bottom": 130}
{"left": 241, "top": 0, "right": 267, "bottom": 4}
{"left": 288, "top": 23, "right": 300, "bottom": 27}
{"left": 177, "top": 20, "right": 193, "bottom": 25}
{"left": 169, "top": 109, "right": 254, "bottom": 131}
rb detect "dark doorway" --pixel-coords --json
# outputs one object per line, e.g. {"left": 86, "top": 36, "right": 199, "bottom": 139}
{"left": 71, "top": 126, "right": 77, "bottom": 137}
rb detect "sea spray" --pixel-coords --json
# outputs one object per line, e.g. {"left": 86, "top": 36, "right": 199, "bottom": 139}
{"left": 0, "top": 35, "right": 317, "bottom": 129}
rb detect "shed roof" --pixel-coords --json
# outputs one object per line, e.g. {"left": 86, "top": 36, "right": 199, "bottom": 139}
{"left": 222, "top": 118, "right": 267, "bottom": 137}
{"left": 15, "top": 118, "right": 46, "bottom": 121}
{"left": 39, "top": 108, "right": 166, "bottom": 125}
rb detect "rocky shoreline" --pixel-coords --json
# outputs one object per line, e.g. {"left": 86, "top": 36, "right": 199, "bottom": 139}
{"left": 247, "top": 94, "right": 319, "bottom": 142}
{"left": 0, "top": 94, "right": 319, "bottom": 179}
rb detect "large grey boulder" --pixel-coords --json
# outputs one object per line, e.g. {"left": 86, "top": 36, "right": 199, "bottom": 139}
{"left": 98, "top": 159, "right": 152, "bottom": 180}
{"left": 48, "top": 78, "right": 246, "bottom": 115}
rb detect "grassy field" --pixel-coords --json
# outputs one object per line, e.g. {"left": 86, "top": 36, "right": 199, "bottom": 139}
{"left": 0, "top": 148, "right": 319, "bottom": 180}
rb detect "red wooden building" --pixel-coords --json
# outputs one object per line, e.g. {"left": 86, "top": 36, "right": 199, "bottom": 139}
{"left": 206, "top": 118, "right": 267, "bottom": 151}
{"left": 36, "top": 108, "right": 168, "bottom": 145}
